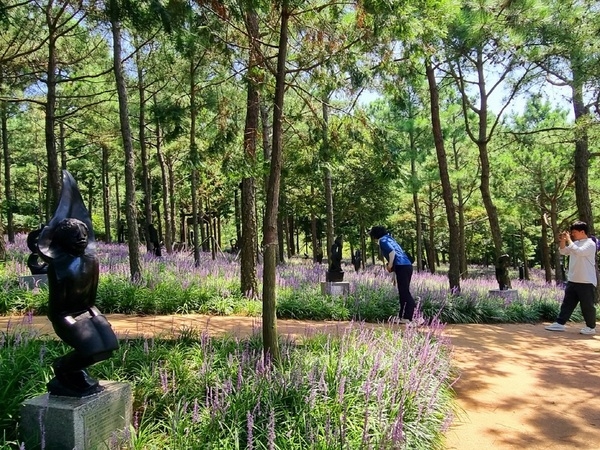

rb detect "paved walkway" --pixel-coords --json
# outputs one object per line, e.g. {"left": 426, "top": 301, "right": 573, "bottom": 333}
{"left": 2, "top": 315, "right": 599, "bottom": 449}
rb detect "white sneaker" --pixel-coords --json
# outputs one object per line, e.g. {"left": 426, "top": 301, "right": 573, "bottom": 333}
{"left": 545, "top": 322, "right": 566, "bottom": 332}
{"left": 398, "top": 318, "right": 410, "bottom": 324}
{"left": 580, "top": 327, "right": 596, "bottom": 335}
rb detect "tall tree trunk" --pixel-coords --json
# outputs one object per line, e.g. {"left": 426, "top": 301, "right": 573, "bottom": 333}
{"left": 409, "top": 130, "right": 423, "bottom": 273}
{"left": 87, "top": 179, "right": 94, "bottom": 217}
{"left": 470, "top": 50, "right": 503, "bottom": 260}
{"left": 277, "top": 210, "right": 285, "bottom": 263}
{"left": 189, "top": 59, "right": 200, "bottom": 267}
{"left": 37, "top": 165, "right": 44, "bottom": 225}
{"left": 310, "top": 185, "right": 319, "bottom": 262}
{"left": 520, "top": 222, "right": 529, "bottom": 280}
{"left": 571, "top": 75, "right": 594, "bottom": 232}
{"left": 101, "top": 144, "right": 111, "bottom": 242}
{"left": 548, "top": 199, "right": 564, "bottom": 285}
{"left": 136, "top": 47, "right": 153, "bottom": 252}
{"left": 240, "top": 9, "right": 260, "bottom": 297}
{"left": 45, "top": 16, "right": 60, "bottom": 217}
{"left": 540, "top": 210, "right": 553, "bottom": 284}
{"left": 287, "top": 213, "right": 295, "bottom": 257}
{"left": 200, "top": 198, "right": 208, "bottom": 252}
{"left": 1, "top": 100, "right": 14, "bottom": 243}
{"left": 263, "top": 0, "right": 289, "bottom": 362}
{"left": 234, "top": 186, "right": 241, "bottom": 244}
{"left": 167, "top": 156, "right": 176, "bottom": 245}
{"left": 571, "top": 66, "right": 599, "bottom": 301}
{"left": 426, "top": 58, "right": 460, "bottom": 293}
{"left": 59, "top": 121, "right": 66, "bottom": 170}
{"left": 260, "top": 100, "right": 271, "bottom": 258}
{"left": 452, "top": 139, "right": 467, "bottom": 278}
{"left": 0, "top": 218, "right": 4, "bottom": 260}
{"left": 111, "top": 9, "right": 142, "bottom": 281}
{"left": 322, "top": 97, "right": 334, "bottom": 264}
{"left": 115, "top": 171, "right": 121, "bottom": 239}
{"left": 154, "top": 103, "right": 172, "bottom": 253}
{"left": 426, "top": 184, "right": 436, "bottom": 274}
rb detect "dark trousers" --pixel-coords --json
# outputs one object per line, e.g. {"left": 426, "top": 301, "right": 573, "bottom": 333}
{"left": 393, "top": 264, "right": 415, "bottom": 320}
{"left": 557, "top": 282, "right": 596, "bottom": 328}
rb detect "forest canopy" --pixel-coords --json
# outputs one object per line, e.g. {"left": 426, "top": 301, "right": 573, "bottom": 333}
{"left": 1, "top": 0, "right": 598, "bottom": 290}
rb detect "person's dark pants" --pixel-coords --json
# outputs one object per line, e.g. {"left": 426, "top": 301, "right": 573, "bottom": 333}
{"left": 557, "top": 282, "right": 596, "bottom": 328}
{"left": 393, "top": 264, "right": 415, "bottom": 320}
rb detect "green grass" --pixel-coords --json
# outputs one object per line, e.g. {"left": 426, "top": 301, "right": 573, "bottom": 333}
{"left": 1, "top": 321, "right": 455, "bottom": 449}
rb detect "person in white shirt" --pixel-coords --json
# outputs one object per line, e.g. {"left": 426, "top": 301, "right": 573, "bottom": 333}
{"left": 545, "top": 221, "right": 598, "bottom": 335}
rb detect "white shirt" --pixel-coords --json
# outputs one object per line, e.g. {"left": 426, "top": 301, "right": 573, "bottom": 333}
{"left": 560, "top": 237, "right": 597, "bottom": 287}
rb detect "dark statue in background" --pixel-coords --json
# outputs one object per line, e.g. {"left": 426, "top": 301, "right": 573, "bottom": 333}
{"left": 326, "top": 236, "right": 344, "bottom": 282}
{"left": 352, "top": 249, "right": 362, "bottom": 272}
{"left": 495, "top": 254, "right": 512, "bottom": 290}
{"left": 26, "top": 226, "right": 48, "bottom": 275}
{"left": 148, "top": 224, "right": 161, "bottom": 257}
{"left": 37, "top": 171, "right": 119, "bottom": 397}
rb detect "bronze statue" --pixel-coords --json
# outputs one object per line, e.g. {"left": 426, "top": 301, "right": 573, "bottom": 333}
{"left": 352, "top": 249, "right": 362, "bottom": 272}
{"left": 495, "top": 254, "right": 512, "bottom": 290}
{"left": 326, "top": 236, "right": 344, "bottom": 282}
{"left": 26, "top": 226, "right": 48, "bottom": 275}
{"left": 37, "top": 171, "right": 119, "bottom": 397}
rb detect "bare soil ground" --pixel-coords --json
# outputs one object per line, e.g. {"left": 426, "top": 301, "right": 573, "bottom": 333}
{"left": 3, "top": 315, "right": 599, "bottom": 449}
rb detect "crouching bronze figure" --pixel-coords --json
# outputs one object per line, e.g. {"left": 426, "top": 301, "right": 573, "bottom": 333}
{"left": 37, "top": 171, "right": 119, "bottom": 397}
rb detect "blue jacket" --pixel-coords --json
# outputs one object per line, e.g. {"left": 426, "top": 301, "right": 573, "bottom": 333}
{"left": 379, "top": 235, "right": 412, "bottom": 266}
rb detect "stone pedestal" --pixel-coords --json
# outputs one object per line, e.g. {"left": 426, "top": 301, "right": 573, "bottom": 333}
{"left": 321, "top": 281, "right": 350, "bottom": 297}
{"left": 488, "top": 289, "right": 519, "bottom": 302}
{"left": 18, "top": 274, "right": 48, "bottom": 290}
{"left": 20, "top": 381, "right": 132, "bottom": 450}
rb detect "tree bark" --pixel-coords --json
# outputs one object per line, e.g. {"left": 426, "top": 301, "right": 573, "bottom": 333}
{"left": 1, "top": 99, "right": 14, "bottom": 243}
{"left": 240, "top": 9, "right": 259, "bottom": 297}
{"left": 540, "top": 211, "right": 553, "bottom": 284}
{"left": 277, "top": 209, "right": 285, "bottom": 263}
{"left": 452, "top": 138, "right": 467, "bottom": 278}
{"left": 45, "top": 8, "right": 60, "bottom": 217}
{"left": 154, "top": 104, "right": 172, "bottom": 253}
{"left": 101, "top": 144, "right": 111, "bottom": 242}
{"left": 322, "top": 97, "right": 334, "bottom": 264}
{"left": 426, "top": 58, "right": 461, "bottom": 292}
{"left": 263, "top": 0, "right": 289, "bottom": 362}
{"left": 409, "top": 132, "right": 423, "bottom": 273}
{"left": 311, "top": 185, "right": 319, "bottom": 262}
{"left": 136, "top": 46, "right": 153, "bottom": 252}
{"left": 167, "top": 156, "right": 176, "bottom": 245}
{"left": 111, "top": 8, "right": 142, "bottom": 281}
{"left": 571, "top": 73, "right": 594, "bottom": 232}
{"left": 189, "top": 58, "right": 201, "bottom": 267}
{"left": 426, "top": 184, "right": 436, "bottom": 274}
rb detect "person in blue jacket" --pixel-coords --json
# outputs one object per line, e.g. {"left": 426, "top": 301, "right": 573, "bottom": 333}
{"left": 369, "top": 226, "right": 415, "bottom": 323}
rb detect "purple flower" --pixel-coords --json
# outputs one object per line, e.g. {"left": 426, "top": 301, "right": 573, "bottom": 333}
{"left": 247, "top": 410, "right": 254, "bottom": 450}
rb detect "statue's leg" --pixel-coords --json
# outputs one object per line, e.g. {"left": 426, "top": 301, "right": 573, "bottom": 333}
{"left": 48, "top": 315, "right": 118, "bottom": 396}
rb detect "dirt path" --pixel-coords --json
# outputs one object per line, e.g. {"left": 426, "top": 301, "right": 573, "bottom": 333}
{"left": 2, "top": 315, "right": 599, "bottom": 449}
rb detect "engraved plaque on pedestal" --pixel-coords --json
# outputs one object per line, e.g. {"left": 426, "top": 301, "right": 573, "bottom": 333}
{"left": 321, "top": 281, "right": 350, "bottom": 297}
{"left": 488, "top": 289, "right": 519, "bottom": 302}
{"left": 20, "top": 381, "right": 132, "bottom": 450}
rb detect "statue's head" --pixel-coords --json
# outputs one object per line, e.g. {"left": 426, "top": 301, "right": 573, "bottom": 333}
{"left": 497, "top": 254, "right": 510, "bottom": 268}
{"left": 54, "top": 218, "right": 89, "bottom": 256}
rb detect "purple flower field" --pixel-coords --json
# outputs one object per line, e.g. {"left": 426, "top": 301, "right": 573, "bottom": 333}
{"left": 2, "top": 234, "right": 568, "bottom": 323}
